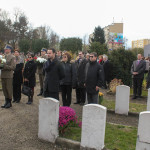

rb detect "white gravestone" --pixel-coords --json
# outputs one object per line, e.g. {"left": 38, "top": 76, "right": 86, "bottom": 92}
{"left": 38, "top": 98, "right": 59, "bottom": 143}
{"left": 81, "top": 104, "right": 107, "bottom": 150}
{"left": 136, "top": 111, "right": 150, "bottom": 150}
{"left": 115, "top": 85, "right": 130, "bottom": 115}
{"left": 147, "top": 89, "right": 150, "bottom": 111}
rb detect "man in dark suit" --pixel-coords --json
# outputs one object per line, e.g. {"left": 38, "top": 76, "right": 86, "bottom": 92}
{"left": 74, "top": 51, "right": 88, "bottom": 105}
{"left": 131, "top": 54, "right": 146, "bottom": 99}
{"left": 43, "top": 48, "right": 65, "bottom": 100}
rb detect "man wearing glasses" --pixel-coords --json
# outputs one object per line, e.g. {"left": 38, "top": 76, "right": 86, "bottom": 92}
{"left": 85, "top": 52, "right": 104, "bottom": 104}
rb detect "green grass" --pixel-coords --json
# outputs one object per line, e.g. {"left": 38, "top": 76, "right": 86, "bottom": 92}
{"left": 105, "top": 123, "right": 137, "bottom": 150}
{"left": 60, "top": 123, "right": 137, "bottom": 150}
{"left": 130, "top": 88, "right": 148, "bottom": 97}
{"left": 101, "top": 99, "right": 146, "bottom": 113}
{"left": 59, "top": 127, "right": 81, "bottom": 141}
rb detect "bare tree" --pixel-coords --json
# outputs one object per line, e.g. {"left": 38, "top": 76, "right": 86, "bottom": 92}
{"left": 82, "top": 34, "right": 89, "bottom": 53}
{"left": 49, "top": 31, "right": 59, "bottom": 49}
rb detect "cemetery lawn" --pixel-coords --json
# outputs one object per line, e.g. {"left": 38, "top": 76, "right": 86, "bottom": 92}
{"left": 101, "top": 99, "right": 146, "bottom": 113}
{"left": 130, "top": 88, "right": 148, "bottom": 97}
{"left": 60, "top": 123, "right": 137, "bottom": 150}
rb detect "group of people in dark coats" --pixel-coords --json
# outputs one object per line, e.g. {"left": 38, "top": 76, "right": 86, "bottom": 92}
{"left": 0, "top": 45, "right": 110, "bottom": 108}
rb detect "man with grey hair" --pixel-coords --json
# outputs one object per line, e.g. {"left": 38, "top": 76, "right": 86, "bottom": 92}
{"left": 103, "top": 54, "right": 112, "bottom": 89}
{"left": 86, "top": 53, "right": 90, "bottom": 61}
{"left": 131, "top": 54, "right": 146, "bottom": 99}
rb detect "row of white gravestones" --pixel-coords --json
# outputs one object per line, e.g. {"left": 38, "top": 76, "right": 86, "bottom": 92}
{"left": 38, "top": 98, "right": 107, "bottom": 150}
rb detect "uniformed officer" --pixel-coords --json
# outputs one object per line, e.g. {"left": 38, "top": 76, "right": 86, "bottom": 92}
{"left": 1, "top": 44, "right": 16, "bottom": 108}
{"left": 37, "top": 48, "right": 47, "bottom": 96}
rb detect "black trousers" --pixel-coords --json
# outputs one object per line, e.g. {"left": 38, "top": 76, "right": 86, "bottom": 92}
{"left": 133, "top": 78, "right": 143, "bottom": 97}
{"left": 87, "top": 93, "right": 98, "bottom": 104}
{"left": 13, "top": 82, "right": 22, "bottom": 101}
{"left": 61, "top": 85, "right": 72, "bottom": 106}
{"left": 75, "top": 88, "right": 86, "bottom": 103}
{"left": 44, "top": 92, "right": 59, "bottom": 101}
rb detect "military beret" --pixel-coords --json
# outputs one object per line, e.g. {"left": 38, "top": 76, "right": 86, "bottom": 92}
{"left": 4, "top": 44, "right": 13, "bottom": 50}
{"left": 41, "top": 48, "right": 47, "bottom": 52}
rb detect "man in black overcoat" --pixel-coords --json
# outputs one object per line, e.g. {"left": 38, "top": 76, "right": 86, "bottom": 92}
{"left": 74, "top": 51, "right": 88, "bottom": 105}
{"left": 85, "top": 52, "right": 104, "bottom": 104}
{"left": 43, "top": 48, "right": 65, "bottom": 100}
{"left": 103, "top": 54, "right": 112, "bottom": 89}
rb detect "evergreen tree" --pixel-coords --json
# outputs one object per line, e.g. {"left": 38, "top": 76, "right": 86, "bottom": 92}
{"left": 90, "top": 42, "right": 108, "bottom": 55}
{"left": 60, "top": 37, "right": 82, "bottom": 53}
{"left": 92, "top": 26, "right": 105, "bottom": 44}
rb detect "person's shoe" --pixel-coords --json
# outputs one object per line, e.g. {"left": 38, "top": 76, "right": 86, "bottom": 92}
{"left": 1, "top": 98, "right": 8, "bottom": 108}
{"left": 37, "top": 93, "right": 42, "bottom": 96}
{"left": 16, "top": 100, "right": 20, "bottom": 103}
{"left": 26, "top": 101, "right": 32, "bottom": 105}
{"left": 80, "top": 103, "right": 84, "bottom": 106}
{"left": 137, "top": 96, "right": 142, "bottom": 99}
{"left": 26, "top": 96, "right": 32, "bottom": 104}
{"left": 12, "top": 99, "right": 16, "bottom": 103}
{"left": 132, "top": 96, "right": 137, "bottom": 99}
{"left": 74, "top": 102, "right": 80, "bottom": 104}
{"left": 5, "top": 99, "right": 12, "bottom": 108}
{"left": 37, "top": 89, "right": 43, "bottom": 96}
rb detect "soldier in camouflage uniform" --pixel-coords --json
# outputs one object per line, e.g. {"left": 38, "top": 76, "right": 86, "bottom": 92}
{"left": 37, "top": 48, "right": 47, "bottom": 96}
{"left": 1, "top": 45, "right": 16, "bottom": 108}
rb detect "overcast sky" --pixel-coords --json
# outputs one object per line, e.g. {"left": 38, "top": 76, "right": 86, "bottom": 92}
{"left": 1, "top": 0, "right": 150, "bottom": 48}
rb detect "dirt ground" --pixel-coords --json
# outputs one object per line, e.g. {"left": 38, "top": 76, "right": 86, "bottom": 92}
{"left": 0, "top": 83, "right": 144, "bottom": 150}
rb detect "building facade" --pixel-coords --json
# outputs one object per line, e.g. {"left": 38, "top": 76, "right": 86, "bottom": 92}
{"left": 103, "top": 23, "right": 123, "bottom": 50}
{"left": 132, "top": 39, "right": 150, "bottom": 49}
{"left": 89, "top": 23, "right": 124, "bottom": 50}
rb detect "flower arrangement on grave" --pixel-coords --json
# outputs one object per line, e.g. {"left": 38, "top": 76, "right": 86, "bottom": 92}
{"left": 0, "top": 55, "right": 6, "bottom": 69}
{"left": 98, "top": 92, "right": 104, "bottom": 104}
{"left": 109, "top": 78, "right": 123, "bottom": 93}
{"left": 59, "top": 106, "right": 82, "bottom": 135}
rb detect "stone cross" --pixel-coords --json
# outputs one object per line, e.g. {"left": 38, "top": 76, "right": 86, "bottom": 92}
{"left": 38, "top": 98, "right": 59, "bottom": 143}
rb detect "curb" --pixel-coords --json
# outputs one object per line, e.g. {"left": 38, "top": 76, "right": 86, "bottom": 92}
{"left": 56, "top": 137, "right": 107, "bottom": 150}
{"left": 39, "top": 137, "right": 108, "bottom": 150}
{"left": 107, "top": 109, "right": 139, "bottom": 117}
{"left": 56, "top": 137, "right": 80, "bottom": 150}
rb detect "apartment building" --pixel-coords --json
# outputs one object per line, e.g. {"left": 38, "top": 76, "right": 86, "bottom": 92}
{"left": 132, "top": 39, "right": 150, "bottom": 49}
{"left": 103, "top": 23, "right": 123, "bottom": 50}
{"left": 89, "top": 23, "right": 124, "bottom": 50}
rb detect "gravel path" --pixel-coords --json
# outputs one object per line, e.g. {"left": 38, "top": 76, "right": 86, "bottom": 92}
{"left": 0, "top": 84, "right": 142, "bottom": 149}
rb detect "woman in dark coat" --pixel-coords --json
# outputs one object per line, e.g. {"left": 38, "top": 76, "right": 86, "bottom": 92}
{"left": 60, "top": 52, "right": 76, "bottom": 106}
{"left": 23, "top": 53, "right": 37, "bottom": 104}
{"left": 13, "top": 49, "right": 24, "bottom": 103}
